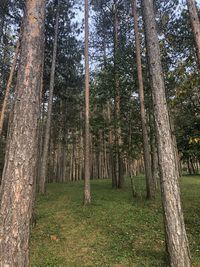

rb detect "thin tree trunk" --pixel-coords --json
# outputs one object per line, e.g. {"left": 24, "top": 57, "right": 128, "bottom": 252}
{"left": 84, "top": 0, "right": 91, "bottom": 204}
{"left": 187, "top": 0, "right": 200, "bottom": 65}
{"left": 142, "top": 0, "right": 191, "bottom": 266}
{"left": 80, "top": 111, "right": 84, "bottom": 180}
{"left": 113, "top": 1, "right": 123, "bottom": 189}
{"left": 0, "top": 40, "right": 20, "bottom": 135}
{"left": 132, "top": 0, "right": 155, "bottom": 199}
{"left": 36, "top": 46, "right": 45, "bottom": 192}
{"left": 150, "top": 126, "right": 159, "bottom": 189}
{"left": 0, "top": 0, "right": 46, "bottom": 265}
{"left": 39, "top": 1, "right": 59, "bottom": 193}
{"left": 107, "top": 101, "right": 116, "bottom": 187}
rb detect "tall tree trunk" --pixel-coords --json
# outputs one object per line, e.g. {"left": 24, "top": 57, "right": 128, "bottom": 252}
{"left": 0, "top": 0, "right": 46, "bottom": 265}
{"left": 131, "top": 0, "right": 155, "bottom": 199}
{"left": 39, "top": 1, "right": 59, "bottom": 193}
{"left": 142, "top": 0, "right": 191, "bottom": 266}
{"left": 84, "top": 0, "right": 91, "bottom": 204}
{"left": 187, "top": 0, "right": 200, "bottom": 65}
{"left": 0, "top": 40, "right": 20, "bottom": 136}
{"left": 113, "top": 1, "right": 123, "bottom": 189}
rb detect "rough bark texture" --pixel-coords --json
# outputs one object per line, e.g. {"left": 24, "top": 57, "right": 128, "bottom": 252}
{"left": 142, "top": 0, "right": 191, "bottom": 266}
{"left": 187, "top": 0, "right": 200, "bottom": 65}
{"left": 0, "top": 40, "right": 20, "bottom": 136}
{"left": 39, "top": 1, "right": 59, "bottom": 194}
{"left": 132, "top": 0, "right": 155, "bottom": 199}
{"left": 0, "top": 0, "right": 46, "bottom": 266}
{"left": 84, "top": 0, "right": 91, "bottom": 205}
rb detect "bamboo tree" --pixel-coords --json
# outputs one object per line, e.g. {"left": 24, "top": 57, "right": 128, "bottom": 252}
{"left": 39, "top": 0, "right": 60, "bottom": 194}
{"left": 0, "top": 0, "right": 46, "bottom": 265}
{"left": 142, "top": 0, "right": 191, "bottom": 266}
{"left": 131, "top": 0, "right": 155, "bottom": 199}
{"left": 84, "top": 0, "right": 91, "bottom": 204}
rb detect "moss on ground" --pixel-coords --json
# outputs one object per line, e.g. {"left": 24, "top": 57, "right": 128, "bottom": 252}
{"left": 30, "top": 176, "right": 200, "bottom": 267}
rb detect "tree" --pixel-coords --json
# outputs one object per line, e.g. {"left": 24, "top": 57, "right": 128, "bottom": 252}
{"left": 131, "top": 0, "right": 155, "bottom": 199}
{"left": 91, "top": 0, "right": 140, "bottom": 188}
{"left": 0, "top": 39, "right": 20, "bottom": 136}
{"left": 0, "top": 0, "right": 46, "bottom": 265}
{"left": 113, "top": 0, "right": 124, "bottom": 189}
{"left": 84, "top": 0, "right": 91, "bottom": 204}
{"left": 36, "top": 0, "right": 83, "bottom": 185}
{"left": 187, "top": 0, "right": 200, "bottom": 65}
{"left": 141, "top": 0, "right": 191, "bottom": 266}
{"left": 39, "top": 0, "right": 60, "bottom": 194}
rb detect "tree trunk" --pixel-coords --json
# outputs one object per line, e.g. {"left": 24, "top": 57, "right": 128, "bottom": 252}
{"left": 142, "top": 0, "right": 191, "bottom": 266}
{"left": 39, "top": 1, "right": 59, "bottom": 193}
{"left": 0, "top": 40, "right": 20, "bottom": 136}
{"left": 84, "top": 0, "right": 91, "bottom": 204}
{"left": 107, "top": 101, "right": 116, "bottom": 187}
{"left": 187, "top": 0, "right": 200, "bottom": 66}
{"left": 132, "top": 0, "right": 155, "bottom": 199}
{"left": 113, "top": 1, "right": 123, "bottom": 189}
{"left": 150, "top": 125, "right": 159, "bottom": 189}
{"left": 0, "top": 0, "right": 46, "bottom": 265}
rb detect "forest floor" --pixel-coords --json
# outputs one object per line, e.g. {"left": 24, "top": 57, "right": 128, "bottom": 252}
{"left": 30, "top": 175, "right": 200, "bottom": 267}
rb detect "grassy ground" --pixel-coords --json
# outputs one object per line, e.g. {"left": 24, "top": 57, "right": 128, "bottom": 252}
{"left": 30, "top": 176, "right": 200, "bottom": 267}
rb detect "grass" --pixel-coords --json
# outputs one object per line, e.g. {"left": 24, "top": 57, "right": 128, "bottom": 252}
{"left": 30, "top": 175, "right": 200, "bottom": 267}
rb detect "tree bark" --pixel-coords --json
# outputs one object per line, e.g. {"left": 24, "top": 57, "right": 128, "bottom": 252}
{"left": 0, "top": 0, "right": 46, "bottom": 265}
{"left": 39, "top": 1, "right": 59, "bottom": 194}
{"left": 131, "top": 0, "right": 155, "bottom": 199}
{"left": 142, "top": 0, "right": 191, "bottom": 266}
{"left": 84, "top": 0, "right": 91, "bottom": 204}
{"left": 0, "top": 40, "right": 20, "bottom": 136}
{"left": 187, "top": 0, "right": 200, "bottom": 66}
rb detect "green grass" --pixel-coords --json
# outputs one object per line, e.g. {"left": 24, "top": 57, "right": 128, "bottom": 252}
{"left": 30, "top": 176, "right": 200, "bottom": 267}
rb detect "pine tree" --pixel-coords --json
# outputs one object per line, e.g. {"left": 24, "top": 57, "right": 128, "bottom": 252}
{"left": 186, "top": 0, "right": 200, "bottom": 66}
{"left": 0, "top": 0, "right": 46, "bottom": 265}
{"left": 39, "top": 0, "right": 60, "bottom": 194}
{"left": 84, "top": 0, "right": 91, "bottom": 204}
{"left": 142, "top": 0, "right": 191, "bottom": 265}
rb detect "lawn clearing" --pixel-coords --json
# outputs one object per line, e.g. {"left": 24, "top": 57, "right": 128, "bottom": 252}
{"left": 30, "top": 176, "right": 200, "bottom": 267}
